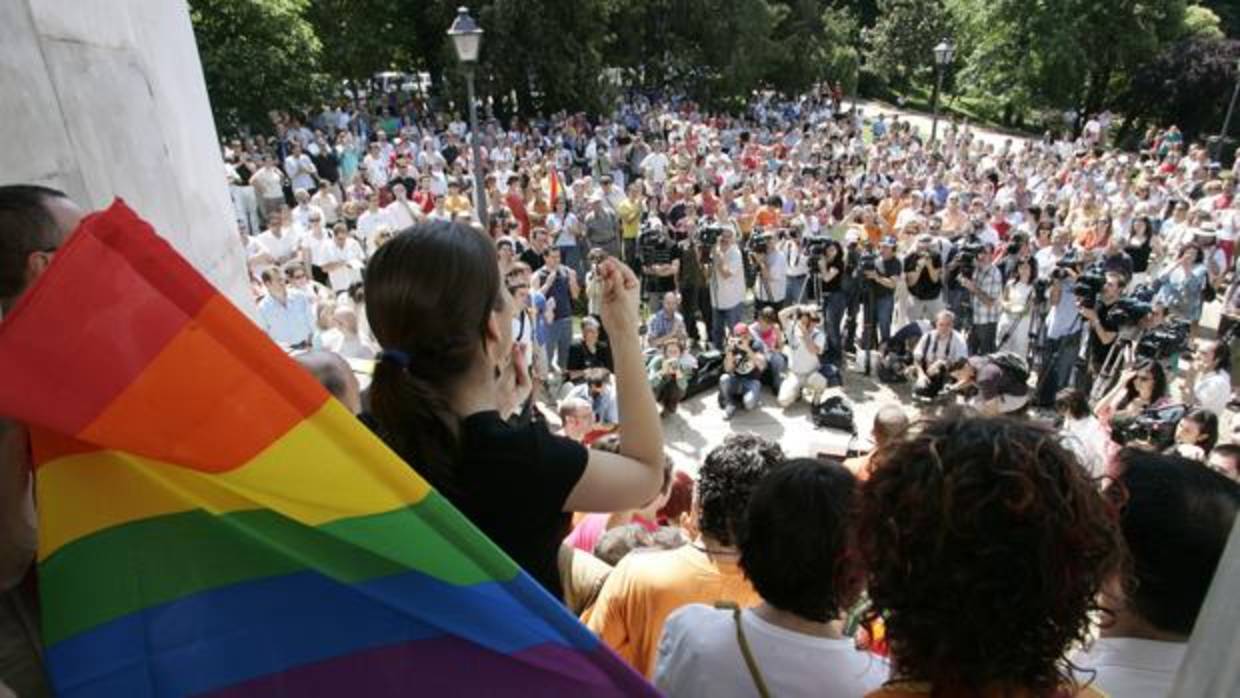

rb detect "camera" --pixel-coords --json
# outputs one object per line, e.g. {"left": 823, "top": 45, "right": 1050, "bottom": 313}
{"left": 747, "top": 231, "right": 772, "bottom": 256}
{"left": 1110, "top": 404, "right": 1187, "bottom": 450}
{"left": 804, "top": 234, "right": 830, "bottom": 261}
{"left": 1033, "top": 277, "right": 1052, "bottom": 305}
{"left": 1105, "top": 297, "right": 1152, "bottom": 327}
{"left": 638, "top": 222, "right": 671, "bottom": 261}
{"left": 857, "top": 249, "right": 879, "bottom": 274}
{"left": 1136, "top": 319, "right": 1191, "bottom": 361}
{"left": 697, "top": 225, "right": 725, "bottom": 248}
{"left": 956, "top": 241, "right": 985, "bottom": 277}
{"left": 1073, "top": 268, "right": 1106, "bottom": 309}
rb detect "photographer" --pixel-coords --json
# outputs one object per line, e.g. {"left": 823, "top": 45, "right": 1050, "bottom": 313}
{"left": 719, "top": 323, "right": 768, "bottom": 420}
{"left": 863, "top": 236, "right": 903, "bottom": 345}
{"left": 959, "top": 242, "right": 1003, "bottom": 355}
{"left": 782, "top": 226, "right": 810, "bottom": 304}
{"left": 903, "top": 233, "right": 943, "bottom": 323}
{"left": 646, "top": 291, "right": 689, "bottom": 352}
{"left": 647, "top": 339, "right": 697, "bottom": 416}
{"left": 534, "top": 248, "right": 580, "bottom": 375}
{"left": 710, "top": 226, "right": 747, "bottom": 352}
{"left": 1031, "top": 264, "right": 1084, "bottom": 408}
{"left": 816, "top": 240, "right": 848, "bottom": 366}
{"left": 678, "top": 217, "right": 712, "bottom": 350}
{"left": 945, "top": 355, "right": 1030, "bottom": 416}
{"left": 1078, "top": 272, "right": 1124, "bottom": 385}
{"left": 749, "top": 230, "right": 788, "bottom": 312}
{"left": 911, "top": 310, "right": 969, "bottom": 400}
{"left": 777, "top": 304, "right": 828, "bottom": 407}
{"left": 639, "top": 220, "right": 680, "bottom": 313}
{"left": 942, "top": 231, "right": 983, "bottom": 320}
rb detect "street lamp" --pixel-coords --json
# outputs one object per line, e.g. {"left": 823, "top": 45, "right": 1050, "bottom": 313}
{"left": 1215, "top": 57, "right": 1240, "bottom": 161}
{"left": 447, "top": 6, "right": 487, "bottom": 229}
{"left": 929, "top": 39, "right": 955, "bottom": 144}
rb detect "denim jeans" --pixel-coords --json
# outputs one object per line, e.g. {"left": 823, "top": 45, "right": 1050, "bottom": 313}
{"left": 548, "top": 316, "right": 573, "bottom": 372}
{"left": 969, "top": 322, "right": 997, "bottom": 356}
{"left": 719, "top": 374, "right": 762, "bottom": 411}
{"left": 821, "top": 291, "right": 848, "bottom": 367}
{"left": 872, "top": 293, "right": 895, "bottom": 345}
{"left": 711, "top": 304, "right": 744, "bottom": 351}
{"left": 764, "top": 351, "right": 788, "bottom": 389}
{"left": 1034, "top": 332, "right": 1081, "bottom": 406}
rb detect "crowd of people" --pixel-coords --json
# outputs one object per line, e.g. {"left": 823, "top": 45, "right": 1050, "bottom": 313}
{"left": 4, "top": 81, "right": 1240, "bottom": 697}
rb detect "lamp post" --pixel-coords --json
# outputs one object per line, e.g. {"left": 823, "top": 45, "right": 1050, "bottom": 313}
{"left": 1215, "top": 57, "right": 1240, "bottom": 161}
{"left": 929, "top": 39, "right": 955, "bottom": 144}
{"left": 447, "top": 6, "right": 487, "bottom": 229}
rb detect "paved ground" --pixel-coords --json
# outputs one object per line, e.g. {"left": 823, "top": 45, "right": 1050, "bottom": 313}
{"left": 654, "top": 352, "right": 919, "bottom": 476}
{"left": 853, "top": 98, "right": 1035, "bottom": 149}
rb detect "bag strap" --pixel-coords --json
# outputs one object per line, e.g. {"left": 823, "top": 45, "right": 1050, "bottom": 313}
{"left": 714, "top": 602, "right": 772, "bottom": 698}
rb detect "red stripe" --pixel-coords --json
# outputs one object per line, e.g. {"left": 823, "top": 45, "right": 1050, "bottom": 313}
{"left": 0, "top": 201, "right": 212, "bottom": 434}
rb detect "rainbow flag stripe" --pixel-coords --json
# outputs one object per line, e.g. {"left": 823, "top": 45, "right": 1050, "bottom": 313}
{"left": 0, "top": 201, "right": 656, "bottom": 697}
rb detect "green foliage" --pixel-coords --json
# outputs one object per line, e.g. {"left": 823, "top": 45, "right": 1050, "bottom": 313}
{"left": 1117, "top": 38, "right": 1240, "bottom": 140}
{"left": 304, "top": 0, "right": 406, "bottom": 86}
{"left": 189, "top": 0, "right": 325, "bottom": 132}
{"left": 1180, "top": 4, "right": 1225, "bottom": 41}
{"left": 865, "top": 0, "right": 953, "bottom": 90}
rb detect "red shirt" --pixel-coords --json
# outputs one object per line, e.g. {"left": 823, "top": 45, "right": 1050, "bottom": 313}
{"left": 506, "top": 192, "right": 530, "bottom": 238}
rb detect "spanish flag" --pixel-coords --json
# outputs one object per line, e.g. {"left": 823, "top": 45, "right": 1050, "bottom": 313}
{"left": 0, "top": 201, "right": 655, "bottom": 697}
{"left": 549, "top": 167, "right": 561, "bottom": 208}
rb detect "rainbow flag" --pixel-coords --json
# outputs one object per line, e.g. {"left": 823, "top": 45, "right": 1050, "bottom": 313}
{"left": 549, "top": 167, "right": 561, "bottom": 208}
{"left": 0, "top": 201, "right": 657, "bottom": 697}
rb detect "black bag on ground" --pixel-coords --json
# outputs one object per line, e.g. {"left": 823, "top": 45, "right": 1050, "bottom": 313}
{"left": 685, "top": 350, "right": 724, "bottom": 399}
{"left": 988, "top": 351, "right": 1030, "bottom": 385}
{"left": 812, "top": 395, "right": 856, "bottom": 433}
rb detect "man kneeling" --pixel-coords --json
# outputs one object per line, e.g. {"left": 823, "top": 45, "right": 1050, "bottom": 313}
{"left": 947, "top": 354, "right": 1030, "bottom": 416}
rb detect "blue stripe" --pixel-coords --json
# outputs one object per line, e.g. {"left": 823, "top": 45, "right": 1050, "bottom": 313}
{"left": 46, "top": 568, "right": 600, "bottom": 698}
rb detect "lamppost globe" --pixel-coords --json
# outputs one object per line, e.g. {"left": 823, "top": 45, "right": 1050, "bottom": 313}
{"left": 446, "top": 6, "right": 488, "bottom": 228}
{"left": 447, "top": 6, "right": 483, "bottom": 64}
{"left": 933, "top": 40, "right": 955, "bottom": 67}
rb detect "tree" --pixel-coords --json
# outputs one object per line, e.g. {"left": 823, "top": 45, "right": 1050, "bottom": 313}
{"left": 1117, "top": 37, "right": 1240, "bottom": 142}
{"left": 305, "top": 0, "right": 406, "bottom": 93}
{"left": 865, "top": 0, "right": 953, "bottom": 91}
{"left": 190, "top": 0, "right": 325, "bottom": 133}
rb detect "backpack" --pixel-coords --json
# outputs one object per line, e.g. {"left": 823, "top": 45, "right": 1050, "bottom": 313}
{"left": 811, "top": 395, "right": 856, "bottom": 434}
{"left": 685, "top": 350, "right": 724, "bottom": 399}
{"left": 988, "top": 351, "right": 1030, "bottom": 385}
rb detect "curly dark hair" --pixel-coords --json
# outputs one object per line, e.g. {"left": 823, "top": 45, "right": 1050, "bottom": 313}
{"left": 696, "top": 433, "right": 785, "bottom": 547}
{"left": 738, "top": 458, "right": 859, "bottom": 623}
{"left": 855, "top": 412, "right": 1124, "bottom": 696}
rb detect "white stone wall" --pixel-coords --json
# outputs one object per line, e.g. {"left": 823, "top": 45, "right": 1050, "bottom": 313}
{"left": 0, "top": 0, "right": 251, "bottom": 312}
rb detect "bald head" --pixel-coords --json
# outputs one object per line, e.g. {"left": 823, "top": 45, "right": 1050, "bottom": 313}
{"left": 873, "top": 405, "right": 909, "bottom": 446}
{"left": 294, "top": 350, "right": 362, "bottom": 414}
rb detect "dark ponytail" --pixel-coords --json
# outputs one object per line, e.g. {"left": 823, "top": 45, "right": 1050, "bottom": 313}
{"left": 365, "top": 221, "right": 502, "bottom": 498}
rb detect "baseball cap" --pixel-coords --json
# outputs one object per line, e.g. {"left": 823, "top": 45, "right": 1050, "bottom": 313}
{"left": 881, "top": 235, "right": 898, "bottom": 248}
{"left": 732, "top": 322, "right": 750, "bottom": 336}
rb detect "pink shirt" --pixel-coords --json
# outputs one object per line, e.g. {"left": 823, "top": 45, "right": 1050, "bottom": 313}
{"left": 565, "top": 513, "right": 658, "bottom": 554}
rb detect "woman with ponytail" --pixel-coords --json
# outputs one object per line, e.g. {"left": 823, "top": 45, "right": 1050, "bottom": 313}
{"left": 364, "top": 220, "right": 665, "bottom": 601}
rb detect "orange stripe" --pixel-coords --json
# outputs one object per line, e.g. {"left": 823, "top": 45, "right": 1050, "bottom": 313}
{"left": 77, "top": 295, "right": 327, "bottom": 473}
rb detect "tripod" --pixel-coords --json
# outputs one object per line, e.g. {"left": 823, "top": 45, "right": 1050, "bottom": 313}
{"left": 858, "top": 280, "right": 878, "bottom": 376}
{"left": 797, "top": 263, "right": 824, "bottom": 305}
{"left": 1088, "top": 326, "right": 1144, "bottom": 404}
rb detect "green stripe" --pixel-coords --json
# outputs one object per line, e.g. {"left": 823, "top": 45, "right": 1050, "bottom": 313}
{"left": 40, "top": 492, "right": 519, "bottom": 646}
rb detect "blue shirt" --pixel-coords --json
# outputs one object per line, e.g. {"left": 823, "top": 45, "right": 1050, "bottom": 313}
{"left": 257, "top": 291, "right": 316, "bottom": 348}
{"left": 1046, "top": 284, "right": 1082, "bottom": 340}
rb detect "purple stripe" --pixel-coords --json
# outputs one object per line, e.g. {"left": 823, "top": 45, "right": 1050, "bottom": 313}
{"left": 198, "top": 637, "right": 659, "bottom": 698}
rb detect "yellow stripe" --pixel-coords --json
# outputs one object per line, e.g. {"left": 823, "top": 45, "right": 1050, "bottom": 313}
{"left": 38, "top": 400, "right": 429, "bottom": 561}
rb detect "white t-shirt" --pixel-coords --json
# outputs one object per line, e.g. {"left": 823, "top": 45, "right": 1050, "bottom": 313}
{"left": 1194, "top": 370, "right": 1230, "bottom": 417}
{"left": 654, "top": 605, "right": 888, "bottom": 698}
{"left": 713, "top": 244, "right": 746, "bottom": 310}
{"left": 383, "top": 199, "right": 418, "bottom": 231}
{"left": 356, "top": 209, "right": 390, "bottom": 248}
{"left": 254, "top": 229, "right": 299, "bottom": 264}
{"left": 318, "top": 237, "right": 365, "bottom": 292}
{"left": 1072, "top": 637, "right": 1186, "bottom": 698}
{"left": 785, "top": 322, "right": 825, "bottom": 375}
{"left": 754, "top": 249, "right": 788, "bottom": 303}
{"left": 1061, "top": 415, "right": 1110, "bottom": 479}
{"left": 641, "top": 152, "right": 671, "bottom": 183}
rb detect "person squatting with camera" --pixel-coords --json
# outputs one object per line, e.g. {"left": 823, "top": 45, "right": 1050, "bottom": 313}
{"left": 718, "top": 323, "right": 769, "bottom": 420}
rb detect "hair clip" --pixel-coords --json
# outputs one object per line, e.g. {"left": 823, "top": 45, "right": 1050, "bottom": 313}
{"left": 377, "top": 349, "right": 412, "bottom": 368}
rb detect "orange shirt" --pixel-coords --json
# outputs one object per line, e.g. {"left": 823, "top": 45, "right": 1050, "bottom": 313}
{"left": 583, "top": 544, "right": 759, "bottom": 677}
{"left": 754, "top": 206, "right": 780, "bottom": 230}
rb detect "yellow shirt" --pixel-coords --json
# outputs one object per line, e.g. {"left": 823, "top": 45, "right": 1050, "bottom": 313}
{"left": 443, "top": 194, "right": 472, "bottom": 216}
{"left": 618, "top": 197, "right": 642, "bottom": 240}
{"left": 583, "top": 544, "right": 759, "bottom": 677}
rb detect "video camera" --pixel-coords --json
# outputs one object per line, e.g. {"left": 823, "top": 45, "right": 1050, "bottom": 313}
{"left": 956, "top": 240, "right": 986, "bottom": 277}
{"left": 638, "top": 222, "right": 672, "bottom": 261}
{"left": 697, "top": 224, "right": 726, "bottom": 248}
{"left": 1110, "top": 403, "right": 1187, "bottom": 450}
{"left": 857, "top": 249, "right": 879, "bottom": 274}
{"left": 1105, "top": 297, "right": 1152, "bottom": 327}
{"left": 1073, "top": 265, "right": 1107, "bottom": 309}
{"left": 1136, "top": 319, "right": 1191, "bottom": 361}
{"left": 804, "top": 234, "right": 831, "bottom": 263}
{"left": 747, "top": 230, "right": 773, "bottom": 256}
